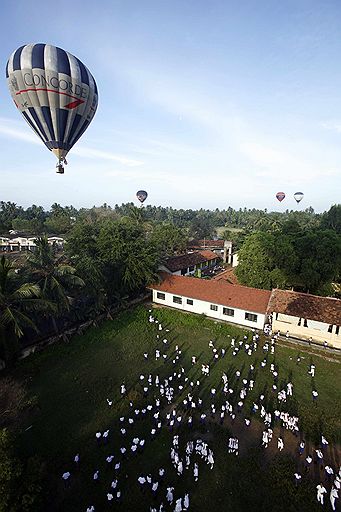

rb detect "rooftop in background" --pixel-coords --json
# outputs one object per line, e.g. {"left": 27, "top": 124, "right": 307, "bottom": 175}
{"left": 163, "top": 250, "right": 219, "bottom": 273}
{"left": 212, "top": 267, "right": 240, "bottom": 285}
{"left": 150, "top": 272, "right": 271, "bottom": 314}
{"left": 268, "top": 289, "right": 341, "bottom": 325}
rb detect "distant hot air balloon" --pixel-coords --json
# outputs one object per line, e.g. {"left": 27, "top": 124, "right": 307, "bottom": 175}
{"left": 276, "top": 192, "right": 286, "bottom": 202}
{"left": 294, "top": 192, "right": 304, "bottom": 204}
{"left": 136, "top": 190, "right": 148, "bottom": 204}
{"left": 6, "top": 43, "right": 98, "bottom": 174}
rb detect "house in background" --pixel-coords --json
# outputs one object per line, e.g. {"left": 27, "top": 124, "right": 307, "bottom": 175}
{"left": 187, "top": 239, "right": 233, "bottom": 264}
{"left": 0, "top": 235, "right": 65, "bottom": 252}
{"left": 0, "top": 237, "right": 10, "bottom": 251}
{"left": 268, "top": 289, "right": 341, "bottom": 348}
{"left": 212, "top": 267, "right": 240, "bottom": 285}
{"left": 159, "top": 250, "right": 220, "bottom": 277}
{"left": 149, "top": 272, "right": 271, "bottom": 330}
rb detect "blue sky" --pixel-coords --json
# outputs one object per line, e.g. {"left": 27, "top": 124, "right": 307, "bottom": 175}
{"left": 1, "top": 0, "right": 341, "bottom": 212}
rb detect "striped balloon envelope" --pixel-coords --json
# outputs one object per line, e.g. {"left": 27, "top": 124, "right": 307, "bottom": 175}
{"left": 276, "top": 192, "right": 286, "bottom": 202}
{"left": 6, "top": 43, "right": 98, "bottom": 173}
{"left": 294, "top": 192, "right": 304, "bottom": 203}
{"left": 136, "top": 190, "right": 148, "bottom": 204}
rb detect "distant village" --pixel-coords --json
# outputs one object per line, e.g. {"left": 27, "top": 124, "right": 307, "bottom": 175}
{"left": 0, "top": 232, "right": 65, "bottom": 252}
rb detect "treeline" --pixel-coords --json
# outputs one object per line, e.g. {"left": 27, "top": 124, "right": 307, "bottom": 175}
{"left": 0, "top": 200, "right": 329, "bottom": 238}
{"left": 0, "top": 211, "right": 188, "bottom": 364}
{"left": 235, "top": 214, "right": 341, "bottom": 295}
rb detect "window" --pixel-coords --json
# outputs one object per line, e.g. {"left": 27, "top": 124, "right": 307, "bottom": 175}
{"left": 156, "top": 292, "right": 165, "bottom": 300}
{"left": 189, "top": 266, "right": 195, "bottom": 272}
{"left": 186, "top": 299, "right": 193, "bottom": 305}
{"left": 223, "top": 307, "right": 234, "bottom": 317}
{"left": 298, "top": 318, "right": 301, "bottom": 326}
{"left": 181, "top": 268, "right": 187, "bottom": 275}
{"left": 210, "top": 304, "right": 218, "bottom": 311}
{"left": 276, "top": 313, "right": 279, "bottom": 320}
{"left": 173, "top": 296, "right": 182, "bottom": 304}
{"left": 303, "top": 319, "right": 308, "bottom": 327}
{"left": 336, "top": 326, "right": 340, "bottom": 335}
{"left": 245, "top": 312, "right": 257, "bottom": 322}
{"left": 328, "top": 325, "right": 333, "bottom": 333}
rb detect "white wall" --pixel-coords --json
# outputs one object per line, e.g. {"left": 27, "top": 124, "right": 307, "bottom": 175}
{"left": 152, "top": 289, "right": 266, "bottom": 329}
{"left": 272, "top": 312, "right": 341, "bottom": 348}
{"left": 232, "top": 253, "right": 239, "bottom": 267}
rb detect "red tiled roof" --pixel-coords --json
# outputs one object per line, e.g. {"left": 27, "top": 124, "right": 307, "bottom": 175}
{"left": 212, "top": 267, "right": 240, "bottom": 285}
{"left": 268, "top": 289, "right": 341, "bottom": 325}
{"left": 188, "top": 239, "right": 225, "bottom": 249}
{"left": 163, "top": 250, "right": 219, "bottom": 272}
{"left": 150, "top": 272, "right": 271, "bottom": 314}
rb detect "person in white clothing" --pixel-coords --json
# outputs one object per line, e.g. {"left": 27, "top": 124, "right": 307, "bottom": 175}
{"left": 294, "top": 473, "right": 301, "bottom": 486}
{"left": 208, "top": 452, "right": 214, "bottom": 469}
{"left": 166, "top": 487, "right": 174, "bottom": 505}
{"left": 330, "top": 487, "right": 339, "bottom": 511}
{"left": 262, "top": 430, "right": 269, "bottom": 448}
{"left": 152, "top": 481, "right": 159, "bottom": 496}
{"left": 317, "top": 484, "right": 327, "bottom": 505}
{"left": 278, "top": 437, "right": 284, "bottom": 451}
{"left": 194, "top": 462, "right": 199, "bottom": 482}
{"left": 183, "top": 493, "right": 190, "bottom": 510}
{"left": 321, "top": 435, "right": 329, "bottom": 449}
{"left": 286, "top": 382, "right": 293, "bottom": 396}
{"left": 174, "top": 497, "right": 182, "bottom": 512}
{"left": 62, "top": 471, "right": 71, "bottom": 487}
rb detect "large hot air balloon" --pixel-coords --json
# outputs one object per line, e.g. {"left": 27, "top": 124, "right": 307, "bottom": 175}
{"left": 294, "top": 192, "right": 304, "bottom": 204}
{"left": 276, "top": 192, "right": 286, "bottom": 202}
{"left": 136, "top": 190, "right": 148, "bottom": 204}
{"left": 6, "top": 43, "right": 98, "bottom": 174}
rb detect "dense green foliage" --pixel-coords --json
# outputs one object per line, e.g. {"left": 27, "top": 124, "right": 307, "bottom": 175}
{"left": 236, "top": 225, "right": 341, "bottom": 294}
{"left": 0, "top": 257, "right": 53, "bottom": 363}
{"left": 0, "top": 429, "right": 43, "bottom": 511}
{"left": 0, "top": 200, "right": 325, "bottom": 237}
{"left": 1, "top": 201, "right": 340, "bottom": 358}
{"left": 320, "top": 204, "right": 341, "bottom": 234}
{"left": 3, "top": 305, "right": 340, "bottom": 511}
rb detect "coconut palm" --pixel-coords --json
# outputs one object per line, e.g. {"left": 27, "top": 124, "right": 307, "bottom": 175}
{"left": 0, "top": 256, "right": 52, "bottom": 363}
{"left": 26, "top": 236, "right": 84, "bottom": 316}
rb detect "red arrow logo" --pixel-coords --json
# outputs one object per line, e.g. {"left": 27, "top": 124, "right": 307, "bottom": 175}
{"left": 64, "top": 98, "right": 85, "bottom": 109}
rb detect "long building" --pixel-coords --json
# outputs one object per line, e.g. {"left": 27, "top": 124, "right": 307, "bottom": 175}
{"left": 149, "top": 272, "right": 271, "bottom": 330}
{"left": 268, "top": 289, "right": 341, "bottom": 346}
{"left": 149, "top": 273, "right": 341, "bottom": 348}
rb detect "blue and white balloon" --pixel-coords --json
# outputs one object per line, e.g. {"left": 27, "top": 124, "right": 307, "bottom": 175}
{"left": 294, "top": 192, "right": 304, "bottom": 204}
{"left": 6, "top": 43, "right": 98, "bottom": 173}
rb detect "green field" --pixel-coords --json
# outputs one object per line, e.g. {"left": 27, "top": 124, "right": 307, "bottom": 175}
{"left": 216, "top": 226, "right": 244, "bottom": 237}
{"left": 3, "top": 305, "right": 341, "bottom": 511}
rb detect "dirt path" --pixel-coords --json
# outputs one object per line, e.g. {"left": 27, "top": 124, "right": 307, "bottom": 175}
{"left": 278, "top": 337, "right": 341, "bottom": 364}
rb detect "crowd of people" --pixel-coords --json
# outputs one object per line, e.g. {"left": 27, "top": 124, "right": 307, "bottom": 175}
{"left": 61, "top": 309, "right": 340, "bottom": 511}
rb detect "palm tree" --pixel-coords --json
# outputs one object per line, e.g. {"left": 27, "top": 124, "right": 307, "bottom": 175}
{"left": 0, "top": 256, "right": 52, "bottom": 363}
{"left": 26, "top": 236, "right": 85, "bottom": 318}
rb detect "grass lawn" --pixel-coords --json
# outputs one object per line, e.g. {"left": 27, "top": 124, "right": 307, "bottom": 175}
{"left": 216, "top": 226, "right": 244, "bottom": 237}
{"left": 3, "top": 305, "right": 341, "bottom": 511}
